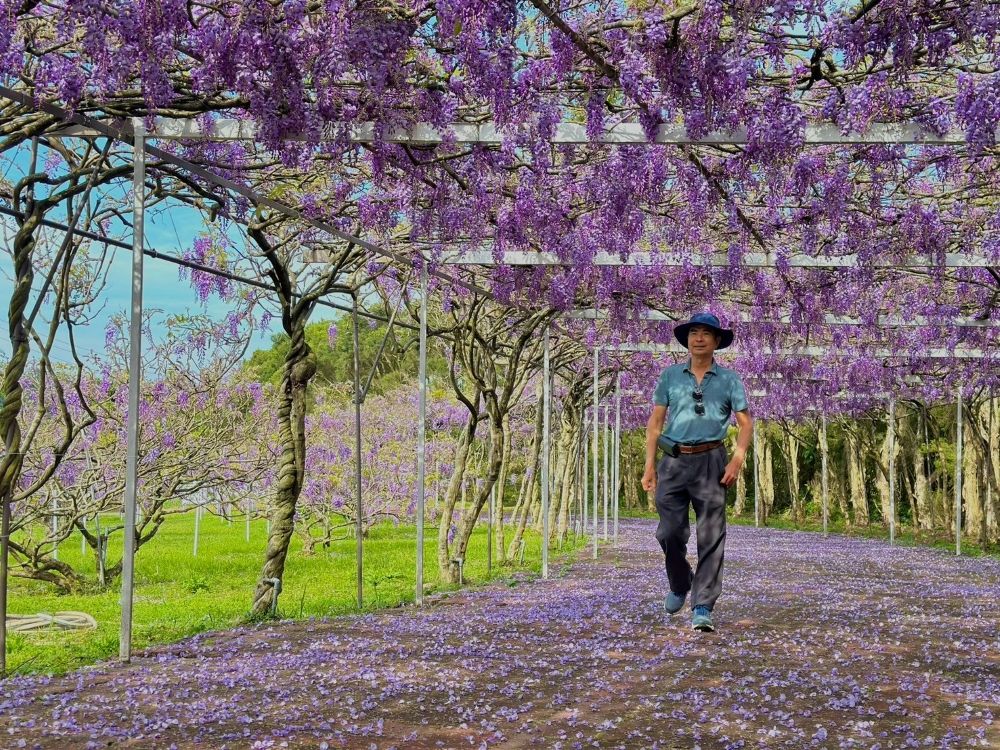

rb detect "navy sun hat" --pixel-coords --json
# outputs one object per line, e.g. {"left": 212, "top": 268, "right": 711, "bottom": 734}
{"left": 674, "top": 312, "right": 734, "bottom": 350}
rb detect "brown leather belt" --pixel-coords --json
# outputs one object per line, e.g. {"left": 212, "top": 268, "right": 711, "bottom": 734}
{"left": 678, "top": 441, "right": 722, "bottom": 455}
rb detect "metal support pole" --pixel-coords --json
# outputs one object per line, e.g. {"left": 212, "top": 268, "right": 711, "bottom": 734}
{"left": 119, "top": 119, "right": 145, "bottom": 663}
{"left": 955, "top": 387, "right": 963, "bottom": 556}
{"left": 752, "top": 420, "right": 761, "bottom": 528}
{"left": 592, "top": 348, "right": 599, "bottom": 559}
{"left": 245, "top": 501, "right": 251, "bottom": 543}
{"left": 541, "top": 328, "right": 551, "bottom": 579}
{"left": 193, "top": 504, "right": 201, "bottom": 557}
{"left": 603, "top": 404, "right": 609, "bottom": 540}
{"left": 820, "top": 413, "right": 829, "bottom": 536}
{"left": 888, "top": 399, "right": 896, "bottom": 545}
{"left": 352, "top": 294, "right": 364, "bottom": 607}
{"left": 487, "top": 484, "right": 494, "bottom": 577}
{"left": 415, "top": 265, "right": 428, "bottom": 605}
{"left": 613, "top": 375, "right": 621, "bottom": 544}
{"left": 52, "top": 496, "right": 59, "bottom": 561}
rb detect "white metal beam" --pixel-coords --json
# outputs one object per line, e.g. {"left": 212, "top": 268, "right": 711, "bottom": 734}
{"left": 439, "top": 249, "right": 995, "bottom": 268}
{"left": 567, "top": 310, "right": 1000, "bottom": 328}
{"left": 611, "top": 343, "right": 991, "bottom": 358}
{"left": 52, "top": 119, "right": 994, "bottom": 146}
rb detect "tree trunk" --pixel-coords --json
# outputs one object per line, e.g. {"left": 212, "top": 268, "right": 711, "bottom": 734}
{"left": 251, "top": 322, "right": 316, "bottom": 615}
{"left": 875, "top": 414, "right": 900, "bottom": 530}
{"left": 912, "top": 440, "right": 931, "bottom": 532}
{"left": 556, "top": 416, "right": 581, "bottom": 544}
{"left": 846, "top": 429, "right": 869, "bottom": 526}
{"left": 507, "top": 392, "right": 543, "bottom": 559}
{"left": 987, "top": 399, "right": 999, "bottom": 544}
{"left": 735, "top": 460, "right": 747, "bottom": 516}
{"left": 437, "top": 413, "right": 478, "bottom": 583}
{"left": 759, "top": 432, "right": 775, "bottom": 525}
{"left": 963, "top": 402, "right": 987, "bottom": 549}
{"left": 785, "top": 432, "right": 802, "bottom": 523}
{"left": 452, "top": 411, "right": 503, "bottom": 575}
{"left": 493, "top": 413, "right": 512, "bottom": 564}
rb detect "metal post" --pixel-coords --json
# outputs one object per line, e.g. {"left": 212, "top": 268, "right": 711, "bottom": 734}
{"left": 352, "top": 294, "right": 364, "bottom": 607}
{"left": 487, "top": 484, "right": 494, "bottom": 577}
{"left": 193, "top": 504, "right": 201, "bottom": 557}
{"left": 752, "top": 420, "right": 761, "bottom": 528}
{"left": 415, "top": 265, "right": 428, "bottom": 605}
{"left": 592, "top": 348, "right": 599, "bottom": 559}
{"left": 955, "top": 387, "right": 963, "bottom": 556}
{"left": 52, "top": 496, "right": 59, "bottom": 561}
{"left": 820, "top": 413, "right": 829, "bottom": 536}
{"left": 603, "top": 405, "right": 609, "bottom": 540}
{"left": 888, "top": 399, "right": 896, "bottom": 545}
{"left": 119, "top": 118, "right": 145, "bottom": 663}
{"left": 245, "top": 500, "right": 251, "bottom": 543}
{"left": 541, "top": 328, "right": 551, "bottom": 579}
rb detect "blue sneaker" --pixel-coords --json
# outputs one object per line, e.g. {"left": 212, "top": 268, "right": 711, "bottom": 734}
{"left": 692, "top": 605, "right": 715, "bottom": 632}
{"left": 664, "top": 590, "right": 687, "bottom": 615}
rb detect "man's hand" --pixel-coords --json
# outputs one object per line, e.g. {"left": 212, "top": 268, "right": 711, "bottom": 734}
{"left": 641, "top": 465, "right": 657, "bottom": 493}
{"left": 720, "top": 452, "right": 745, "bottom": 487}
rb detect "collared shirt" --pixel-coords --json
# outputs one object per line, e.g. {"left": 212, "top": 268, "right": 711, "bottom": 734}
{"left": 652, "top": 360, "right": 749, "bottom": 444}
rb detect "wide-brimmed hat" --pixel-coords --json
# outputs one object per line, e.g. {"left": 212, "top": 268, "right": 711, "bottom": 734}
{"left": 674, "top": 312, "right": 734, "bottom": 350}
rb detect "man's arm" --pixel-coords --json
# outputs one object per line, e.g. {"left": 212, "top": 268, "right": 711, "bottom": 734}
{"left": 641, "top": 405, "right": 667, "bottom": 492}
{"left": 721, "top": 409, "right": 753, "bottom": 487}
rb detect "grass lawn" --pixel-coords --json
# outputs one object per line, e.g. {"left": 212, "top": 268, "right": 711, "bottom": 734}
{"left": 6, "top": 511, "right": 588, "bottom": 677}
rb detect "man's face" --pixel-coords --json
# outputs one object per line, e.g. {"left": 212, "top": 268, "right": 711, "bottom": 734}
{"left": 688, "top": 324, "right": 721, "bottom": 355}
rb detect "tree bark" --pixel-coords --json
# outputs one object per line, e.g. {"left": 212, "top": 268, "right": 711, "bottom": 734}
{"left": 785, "top": 431, "right": 802, "bottom": 523}
{"left": 252, "top": 321, "right": 316, "bottom": 615}
{"left": 759, "top": 431, "right": 775, "bottom": 525}
{"left": 493, "top": 413, "right": 512, "bottom": 564}
{"left": 507, "top": 391, "right": 543, "bottom": 560}
{"left": 437, "top": 412, "right": 478, "bottom": 583}
{"left": 846, "top": 428, "right": 869, "bottom": 526}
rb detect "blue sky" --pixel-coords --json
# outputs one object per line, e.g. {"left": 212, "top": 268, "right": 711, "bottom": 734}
{"left": 0, "top": 139, "right": 358, "bottom": 366}
{"left": 0, "top": 205, "right": 290, "bottom": 364}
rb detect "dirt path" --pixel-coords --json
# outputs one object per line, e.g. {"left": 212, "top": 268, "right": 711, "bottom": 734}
{"left": 2, "top": 520, "right": 998, "bottom": 749}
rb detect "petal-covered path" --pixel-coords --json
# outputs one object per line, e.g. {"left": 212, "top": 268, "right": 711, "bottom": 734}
{"left": 3, "top": 520, "right": 999, "bottom": 750}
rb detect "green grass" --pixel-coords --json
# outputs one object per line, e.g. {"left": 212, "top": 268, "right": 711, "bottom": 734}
{"left": 7, "top": 512, "right": 588, "bottom": 677}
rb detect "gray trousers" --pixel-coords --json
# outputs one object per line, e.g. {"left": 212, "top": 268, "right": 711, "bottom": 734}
{"left": 653, "top": 445, "right": 727, "bottom": 611}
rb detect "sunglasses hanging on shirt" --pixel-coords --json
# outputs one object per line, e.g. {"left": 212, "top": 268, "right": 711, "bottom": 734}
{"left": 692, "top": 388, "right": 705, "bottom": 416}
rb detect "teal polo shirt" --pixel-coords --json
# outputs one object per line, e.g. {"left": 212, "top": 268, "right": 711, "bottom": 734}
{"left": 652, "top": 360, "right": 749, "bottom": 444}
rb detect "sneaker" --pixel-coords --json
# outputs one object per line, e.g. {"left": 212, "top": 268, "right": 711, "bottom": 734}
{"left": 664, "top": 590, "right": 687, "bottom": 615}
{"left": 692, "top": 605, "right": 715, "bottom": 632}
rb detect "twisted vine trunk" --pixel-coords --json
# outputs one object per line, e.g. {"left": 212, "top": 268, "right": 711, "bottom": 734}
{"left": 493, "top": 413, "right": 512, "bottom": 565}
{"left": 1, "top": 205, "right": 41, "bottom": 675}
{"left": 452, "top": 412, "right": 503, "bottom": 572}
{"left": 437, "top": 413, "right": 477, "bottom": 583}
{"left": 507, "top": 392, "right": 543, "bottom": 559}
{"left": 251, "top": 322, "right": 316, "bottom": 615}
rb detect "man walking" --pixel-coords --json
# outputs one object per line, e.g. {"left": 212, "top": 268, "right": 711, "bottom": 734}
{"left": 640, "top": 313, "right": 752, "bottom": 632}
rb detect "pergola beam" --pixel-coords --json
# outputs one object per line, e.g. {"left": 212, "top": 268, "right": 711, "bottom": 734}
{"left": 609, "top": 343, "right": 991, "bottom": 358}
{"left": 439, "top": 250, "right": 996, "bottom": 268}
{"left": 52, "top": 119, "right": 993, "bottom": 146}
{"left": 568, "top": 309, "right": 1000, "bottom": 327}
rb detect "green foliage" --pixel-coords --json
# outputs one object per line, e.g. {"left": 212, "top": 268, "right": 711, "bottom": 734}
{"left": 242, "top": 313, "right": 448, "bottom": 395}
